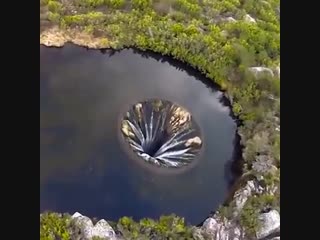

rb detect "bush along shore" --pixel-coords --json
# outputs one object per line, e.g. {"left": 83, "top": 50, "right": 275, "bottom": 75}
{"left": 40, "top": 0, "right": 280, "bottom": 239}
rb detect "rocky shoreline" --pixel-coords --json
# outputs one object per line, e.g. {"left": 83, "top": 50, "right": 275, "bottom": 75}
{"left": 42, "top": 208, "right": 280, "bottom": 240}
{"left": 40, "top": 180, "right": 280, "bottom": 240}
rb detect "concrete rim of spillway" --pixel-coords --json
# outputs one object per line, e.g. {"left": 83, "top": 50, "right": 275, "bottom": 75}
{"left": 117, "top": 97, "right": 206, "bottom": 175}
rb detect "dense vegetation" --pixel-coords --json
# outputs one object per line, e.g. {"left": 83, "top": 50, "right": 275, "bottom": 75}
{"left": 40, "top": 0, "right": 280, "bottom": 238}
{"left": 40, "top": 212, "right": 196, "bottom": 240}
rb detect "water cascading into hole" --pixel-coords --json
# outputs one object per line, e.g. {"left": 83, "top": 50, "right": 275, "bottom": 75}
{"left": 121, "top": 99, "right": 203, "bottom": 168}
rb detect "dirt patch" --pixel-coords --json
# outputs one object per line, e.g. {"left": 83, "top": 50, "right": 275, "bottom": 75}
{"left": 40, "top": 27, "right": 110, "bottom": 48}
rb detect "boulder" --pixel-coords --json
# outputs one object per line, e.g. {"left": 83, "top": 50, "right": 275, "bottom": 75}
{"left": 72, "top": 212, "right": 117, "bottom": 240}
{"left": 201, "top": 217, "right": 242, "bottom": 240}
{"left": 249, "top": 67, "right": 274, "bottom": 78}
{"left": 256, "top": 210, "right": 280, "bottom": 239}
{"left": 244, "top": 14, "right": 256, "bottom": 23}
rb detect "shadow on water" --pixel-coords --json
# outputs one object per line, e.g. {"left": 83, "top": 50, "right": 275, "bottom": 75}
{"left": 100, "top": 47, "right": 242, "bottom": 125}
{"left": 40, "top": 43, "right": 243, "bottom": 225}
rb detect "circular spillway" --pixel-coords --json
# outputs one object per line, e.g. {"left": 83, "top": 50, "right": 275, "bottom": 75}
{"left": 40, "top": 44, "right": 240, "bottom": 224}
{"left": 120, "top": 99, "right": 202, "bottom": 170}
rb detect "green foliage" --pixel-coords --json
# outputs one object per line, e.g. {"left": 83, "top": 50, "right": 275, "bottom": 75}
{"left": 132, "top": 0, "right": 152, "bottom": 10}
{"left": 233, "top": 102, "right": 242, "bottom": 115}
{"left": 272, "top": 133, "right": 280, "bottom": 166}
{"left": 263, "top": 169, "right": 280, "bottom": 187}
{"left": 240, "top": 193, "right": 279, "bottom": 236}
{"left": 239, "top": 199, "right": 261, "bottom": 236}
{"left": 92, "top": 237, "right": 105, "bottom": 240}
{"left": 40, "top": 212, "right": 71, "bottom": 240}
{"left": 41, "top": 0, "right": 49, "bottom": 5}
{"left": 106, "top": 0, "right": 126, "bottom": 8}
{"left": 212, "top": 0, "right": 241, "bottom": 13}
{"left": 48, "top": 12, "right": 61, "bottom": 23}
{"left": 217, "top": 204, "right": 234, "bottom": 219}
{"left": 224, "top": 21, "right": 279, "bottom": 63}
{"left": 63, "top": 12, "right": 106, "bottom": 26}
{"left": 173, "top": 0, "right": 201, "bottom": 17}
{"left": 77, "top": 0, "right": 106, "bottom": 8}
{"left": 48, "top": 0, "right": 63, "bottom": 13}
{"left": 117, "top": 215, "right": 194, "bottom": 239}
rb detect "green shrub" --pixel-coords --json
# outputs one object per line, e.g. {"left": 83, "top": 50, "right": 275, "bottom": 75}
{"left": 63, "top": 12, "right": 106, "bottom": 26}
{"left": 117, "top": 215, "right": 194, "bottom": 239}
{"left": 48, "top": 0, "right": 63, "bottom": 13}
{"left": 40, "top": 0, "right": 49, "bottom": 5}
{"left": 106, "top": 0, "right": 126, "bottom": 8}
{"left": 173, "top": 0, "right": 201, "bottom": 17}
{"left": 77, "top": 0, "right": 105, "bottom": 8}
{"left": 240, "top": 194, "right": 279, "bottom": 236}
{"left": 132, "top": 0, "right": 152, "bottom": 10}
{"left": 47, "top": 12, "right": 61, "bottom": 23}
{"left": 40, "top": 213, "right": 71, "bottom": 240}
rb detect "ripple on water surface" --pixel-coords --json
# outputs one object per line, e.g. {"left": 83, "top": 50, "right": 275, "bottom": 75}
{"left": 40, "top": 44, "right": 239, "bottom": 224}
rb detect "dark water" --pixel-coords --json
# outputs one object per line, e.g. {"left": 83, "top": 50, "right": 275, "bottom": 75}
{"left": 40, "top": 44, "right": 239, "bottom": 225}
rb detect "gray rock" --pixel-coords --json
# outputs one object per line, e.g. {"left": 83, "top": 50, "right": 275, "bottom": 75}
{"left": 275, "top": 66, "right": 280, "bottom": 77}
{"left": 210, "top": 16, "right": 236, "bottom": 24}
{"left": 257, "top": 185, "right": 264, "bottom": 194}
{"left": 192, "top": 227, "right": 205, "bottom": 240}
{"left": 201, "top": 217, "right": 243, "bottom": 240}
{"left": 72, "top": 212, "right": 116, "bottom": 240}
{"left": 233, "top": 180, "right": 256, "bottom": 217}
{"left": 202, "top": 218, "right": 218, "bottom": 234}
{"left": 267, "top": 94, "right": 278, "bottom": 101}
{"left": 252, "top": 155, "right": 276, "bottom": 175}
{"left": 220, "top": 30, "right": 229, "bottom": 38}
{"left": 256, "top": 210, "right": 280, "bottom": 239}
{"left": 222, "top": 17, "right": 236, "bottom": 22}
{"left": 249, "top": 67, "right": 274, "bottom": 78}
{"left": 244, "top": 14, "right": 256, "bottom": 23}
{"left": 266, "top": 183, "right": 279, "bottom": 195}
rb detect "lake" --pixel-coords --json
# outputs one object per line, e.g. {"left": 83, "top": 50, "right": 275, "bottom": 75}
{"left": 40, "top": 44, "right": 240, "bottom": 225}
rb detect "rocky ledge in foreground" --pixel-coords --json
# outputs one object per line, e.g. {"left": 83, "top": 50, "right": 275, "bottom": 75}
{"left": 40, "top": 209, "right": 279, "bottom": 240}
{"left": 40, "top": 181, "right": 280, "bottom": 240}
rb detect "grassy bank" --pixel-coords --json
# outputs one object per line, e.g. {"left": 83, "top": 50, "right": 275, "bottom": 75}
{"left": 40, "top": 0, "right": 280, "bottom": 237}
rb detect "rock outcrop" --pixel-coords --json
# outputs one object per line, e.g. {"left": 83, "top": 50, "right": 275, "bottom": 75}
{"left": 71, "top": 212, "right": 117, "bottom": 240}
{"left": 41, "top": 187, "right": 280, "bottom": 240}
{"left": 256, "top": 210, "right": 280, "bottom": 239}
{"left": 200, "top": 217, "right": 243, "bottom": 240}
{"left": 244, "top": 14, "right": 256, "bottom": 23}
{"left": 249, "top": 67, "right": 275, "bottom": 78}
{"left": 199, "top": 179, "right": 280, "bottom": 240}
